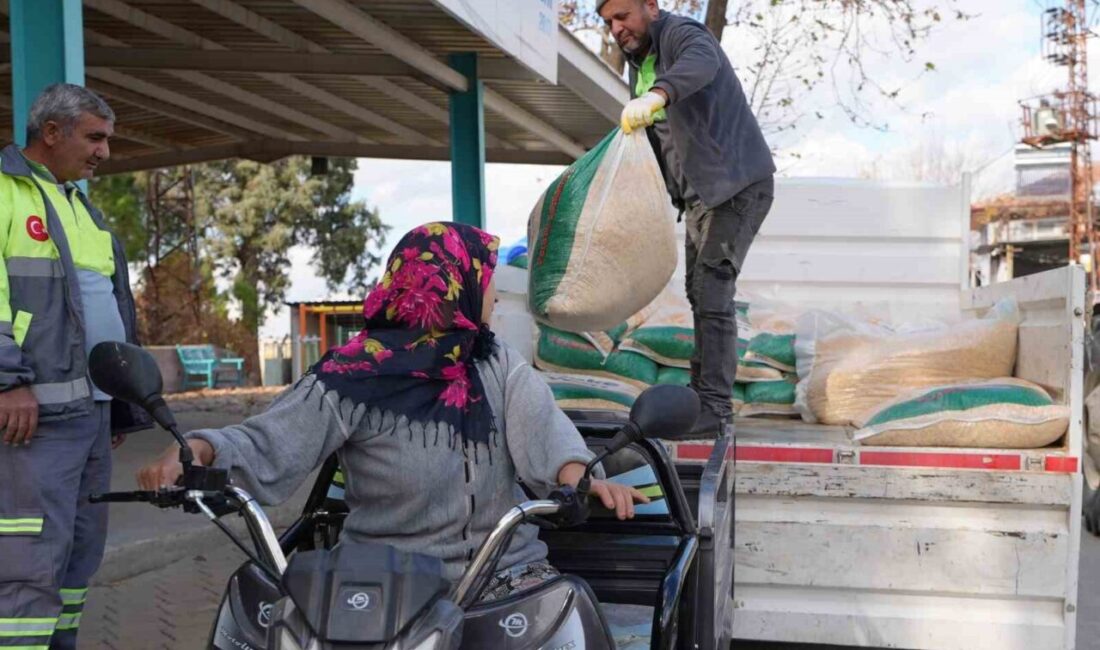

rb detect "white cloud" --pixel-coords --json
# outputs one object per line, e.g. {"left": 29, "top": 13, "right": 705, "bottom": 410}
{"left": 740, "top": 0, "right": 1062, "bottom": 203}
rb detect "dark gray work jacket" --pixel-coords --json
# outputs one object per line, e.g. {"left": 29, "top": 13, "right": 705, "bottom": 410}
{"left": 0, "top": 144, "right": 151, "bottom": 433}
{"left": 628, "top": 11, "right": 776, "bottom": 209}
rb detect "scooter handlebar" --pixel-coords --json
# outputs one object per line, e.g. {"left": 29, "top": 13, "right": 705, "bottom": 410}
{"left": 89, "top": 490, "right": 158, "bottom": 504}
{"left": 88, "top": 487, "right": 224, "bottom": 511}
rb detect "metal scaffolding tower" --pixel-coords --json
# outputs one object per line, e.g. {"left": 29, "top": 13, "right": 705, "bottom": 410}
{"left": 1021, "top": 1, "right": 1099, "bottom": 290}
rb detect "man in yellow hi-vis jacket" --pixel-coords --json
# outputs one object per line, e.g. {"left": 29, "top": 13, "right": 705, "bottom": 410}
{"left": 0, "top": 84, "right": 150, "bottom": 650}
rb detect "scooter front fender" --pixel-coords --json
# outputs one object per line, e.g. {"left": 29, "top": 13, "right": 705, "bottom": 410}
{"left": 460, "top": 575, "right": 615, "bottom": 650}
{"left": 207, "top": 562, "right": 281, "bottom": 650}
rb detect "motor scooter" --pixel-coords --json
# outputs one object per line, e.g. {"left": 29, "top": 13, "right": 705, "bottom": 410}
{"left": 87, "top": 342, "right": 732, "bottom": 649}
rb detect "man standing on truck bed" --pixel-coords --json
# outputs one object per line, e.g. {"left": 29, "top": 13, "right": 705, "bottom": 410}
{"left": 597, "top": 0, "right": 776, "bottom": 437}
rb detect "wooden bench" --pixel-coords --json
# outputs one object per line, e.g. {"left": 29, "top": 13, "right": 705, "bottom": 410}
{"left": 176, "top": 344, "right": 245, "bottom": 390}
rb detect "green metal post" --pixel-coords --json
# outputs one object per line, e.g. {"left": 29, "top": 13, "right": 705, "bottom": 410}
{"left": 448, "top": 53, "right": 486, "bottom": 228}
{"left": 10, "top": 0, "right": 85, "bottom": 147}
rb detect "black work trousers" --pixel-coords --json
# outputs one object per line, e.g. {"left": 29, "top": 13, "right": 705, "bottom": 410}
{"left": 684, "top": 177, "right": 774, "bottom": 420}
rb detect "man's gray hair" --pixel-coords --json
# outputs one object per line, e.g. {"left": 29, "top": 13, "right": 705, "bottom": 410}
{"left": 26, "top": 83, "right": 115, "bottom": 143}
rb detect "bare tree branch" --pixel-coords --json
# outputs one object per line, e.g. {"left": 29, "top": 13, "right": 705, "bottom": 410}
{"left": 562, "top": 1, "right": 969, "bottom": 137}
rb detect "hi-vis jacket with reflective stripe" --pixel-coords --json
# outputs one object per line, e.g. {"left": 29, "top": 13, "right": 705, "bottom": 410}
{"left": 0, "top": 144, "right": 150, "bottom": 432}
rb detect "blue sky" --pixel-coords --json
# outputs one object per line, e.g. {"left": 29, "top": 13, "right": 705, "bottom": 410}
{"left": 262, "top": 0, "right": 1067, "bottom": 338}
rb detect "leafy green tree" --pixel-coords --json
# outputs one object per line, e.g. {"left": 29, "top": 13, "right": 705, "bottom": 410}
{"left": 195, "top": 157, "right": 387, "bottom": 340}
{"left": 90, "top": 156, "right": 387, "bottom": 377}
{"left": 89, "top": 172, "right": 144, "bottom": 260}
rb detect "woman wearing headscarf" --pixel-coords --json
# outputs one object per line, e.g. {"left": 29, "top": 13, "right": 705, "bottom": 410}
{"left": 137, "top": 222, "right": 647, "bottom": 600}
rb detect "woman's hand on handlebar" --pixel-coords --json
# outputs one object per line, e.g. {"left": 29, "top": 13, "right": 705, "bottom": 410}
{"left": 589, "top": 479, "right": 649, "bottom": 520}
{"left": 558, "top": 462, "right": 650, "bottom": 520}
{"left": 137, "top": 439, "right": 215, "bottom": 490}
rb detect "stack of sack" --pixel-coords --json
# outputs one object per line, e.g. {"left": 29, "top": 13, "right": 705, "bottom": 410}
{"left": 794, "top": 298, "right": 1070, "bottom": 448}
{"left": 733, "top": 301, "right": 800, "bottom": 417}
{"left": 530, "top": 286, "right": 800, "bottom": 418}
{"left": 528, "top": 275, "right": 1071, "bottom": 448}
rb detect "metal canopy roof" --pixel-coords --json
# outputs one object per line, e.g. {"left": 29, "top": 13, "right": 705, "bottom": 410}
{"left": 0, "top": 0, "right": 628, "bottom": 173}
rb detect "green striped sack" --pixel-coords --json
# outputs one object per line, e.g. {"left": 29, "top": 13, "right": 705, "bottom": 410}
{"left": 740, "top": 377, "right": 798, "bottom": 417}
{"left": 745, "top": 332, "right": 796, "bottom": 372}
{"left": 541, "top": 371, "right": 641, "bottom": 413}
{"left": 853, "top": 378, "right": 1071, "bottom": 448}
{"left": 535, "top": 325, "right": 659, "bottom": 389}
{"left": 656, "top": 367, "right": 745, "bottom": 408}
{"left": 579, "top": 331, "right": 617, "bottom": 359}
{"left": 620, "top": 317, "right": 694, "bottom": 368}
{"left": 527, "top": 128, "right": 677, "bottom": 332}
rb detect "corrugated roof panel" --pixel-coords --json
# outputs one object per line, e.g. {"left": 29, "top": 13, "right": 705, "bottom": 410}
{"left": 1, "top": 0, "right": 626, "bottom": 170}
{"left": 115, "top": 68, "right": 320, "bottom": 137}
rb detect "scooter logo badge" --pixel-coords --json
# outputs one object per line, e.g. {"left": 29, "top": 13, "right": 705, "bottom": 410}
{"left": 499, "top": 613, "right": 528, "bottom": 638}
{"left": 347, "top": 592, "right": 372, "bottom": 611}
{"left": 257, "top": 601, "right": 272, "bottom": 629}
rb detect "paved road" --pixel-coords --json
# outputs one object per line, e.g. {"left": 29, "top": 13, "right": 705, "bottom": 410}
{"left": 83, "top": 544, "right": 246, "bottom": 649}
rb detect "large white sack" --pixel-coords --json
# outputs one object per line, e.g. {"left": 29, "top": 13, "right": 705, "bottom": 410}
{"left": 527, "top": 128, "right": 677, "bottom": 332}
{"left": 794, "top": 298, "right": 1020, "bottom": 426}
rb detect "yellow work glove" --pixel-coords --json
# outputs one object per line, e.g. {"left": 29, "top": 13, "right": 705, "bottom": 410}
{"left": 620, "top": 91, "right": 667, "bottom": 134}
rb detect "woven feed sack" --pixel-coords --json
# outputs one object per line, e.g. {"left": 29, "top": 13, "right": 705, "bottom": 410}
{"left": 745, "top": 332, "right": 796, "bottom": 373}
{"left": 535, "top": 325, "right": 658, "bottom": 389}
{"left": 734, "top": 301, "right": 783, "bottom": 381}
{"left": 527, "top": 129, "right": 677, "bottom": 332}
{"left": 619, "top": 291, "right": 782, "bottom": 379}
{"left": 742, "top": 301, "right": 798, "bottom": 372}
{"left": 656, "top": 366, "right": 746, "bottom": 411}
{"left": 579, "top": 331, "right": 618, "bottom": 359}
{"left": 853, "top": 378, "right": 1070, "bottom": 448}
{"left": 795, "top": 298, "right": 1020, "bottom": 426}
{"left": 541, "top": 371, "right": 641, "bottom": 413}
{"left": 620, "top": 291, "right": 694, "bottom": 367}
{"left": 576, "top": 313, "right": 649, "bottom": 363}
{"left": 741, "top": 377, "right": 798, "bottom": 417}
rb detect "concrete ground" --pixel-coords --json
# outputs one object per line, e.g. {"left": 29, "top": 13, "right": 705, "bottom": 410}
{"left": 76, "top": 410, "right": 1100, "bottom": 648}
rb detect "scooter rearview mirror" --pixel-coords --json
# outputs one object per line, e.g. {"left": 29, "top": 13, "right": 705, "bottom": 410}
{"left": 89, "top": 341, "right": 191, "bottom": 464}
{"left": 629, "top": 384, "right": 701, "bottom": 442}
{"left": 579, "top": 385, "right": 701, "bottom": 492}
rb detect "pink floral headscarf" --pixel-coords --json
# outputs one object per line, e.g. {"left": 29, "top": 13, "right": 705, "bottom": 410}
{"left": 310, "top": 222, "right": 500, "bottom": 447}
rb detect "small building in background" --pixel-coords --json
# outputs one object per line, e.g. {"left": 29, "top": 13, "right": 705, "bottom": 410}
{"left": 286, "top": 300, "right": 363, "bottom": 382}
{"left": 971, "top": 143, "right": 1094, "bottom": 285}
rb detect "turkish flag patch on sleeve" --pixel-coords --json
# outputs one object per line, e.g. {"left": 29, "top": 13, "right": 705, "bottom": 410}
{"left": 26, "top": 215, "right": 49, "bottom": 242}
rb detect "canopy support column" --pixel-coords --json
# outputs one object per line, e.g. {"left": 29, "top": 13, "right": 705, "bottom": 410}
{"left": 10, "top": 0, "right": 85, "bottom": 146}
{"left": 448, "top": 52, "right": 486, "bottom": 228}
